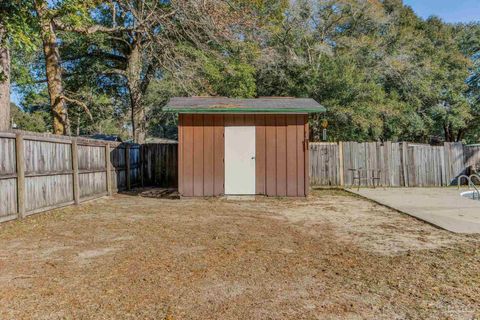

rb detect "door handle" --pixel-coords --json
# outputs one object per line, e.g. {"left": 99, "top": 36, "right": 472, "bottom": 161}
{"left": 251, "top": 156, "right": 255, "bottom": 160}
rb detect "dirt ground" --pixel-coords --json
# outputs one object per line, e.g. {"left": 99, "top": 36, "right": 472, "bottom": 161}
{"left": 0, "top": 189, "right": 479, "bottom": 319}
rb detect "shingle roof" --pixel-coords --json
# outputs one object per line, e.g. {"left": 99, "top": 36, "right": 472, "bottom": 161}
{"left": 164, "top": 97, "right": 325, "bottom": 113}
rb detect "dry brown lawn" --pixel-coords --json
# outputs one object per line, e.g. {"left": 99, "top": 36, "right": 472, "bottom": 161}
{"left": 0, "top": 189, "right": 479, "bottom": 319}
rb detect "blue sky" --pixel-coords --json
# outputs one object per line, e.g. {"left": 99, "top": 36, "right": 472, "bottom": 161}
{"left": 403, "top": 0, "right": 480, "bottom": 23}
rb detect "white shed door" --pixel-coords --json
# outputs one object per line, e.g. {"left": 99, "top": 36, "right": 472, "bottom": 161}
{"left": 225, "top": 126, "right": 256, "bottom": 195}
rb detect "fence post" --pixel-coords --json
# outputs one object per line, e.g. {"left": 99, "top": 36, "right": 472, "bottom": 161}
{"left": 105, "top": 143, "right": 113, "bottom": 196}
{"left": 338, "top": 141, "right": 344, "bottom": 186}
{"left": 140, "top": 145, "right": 144, "bottom": 187}
{"left": 15, "top": 133, "right": 25, "bottom": 219}
{"left": 125, "top": 144, "right": 131, "bottom": 190}
{"left": 71, "top": 140, "right": 80, "bottom": 205}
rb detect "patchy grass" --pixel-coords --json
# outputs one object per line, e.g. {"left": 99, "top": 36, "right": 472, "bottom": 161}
{"left": 0, "top": 189, "right": 478, "bottom": 319}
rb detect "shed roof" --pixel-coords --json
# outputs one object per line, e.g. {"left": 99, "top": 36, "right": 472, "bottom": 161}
{"left": 164, "top": 97, "right": 325, "bottom": 113}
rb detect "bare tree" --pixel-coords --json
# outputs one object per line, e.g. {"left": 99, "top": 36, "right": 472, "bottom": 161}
{"left": 53, "top": 0, "right": 244, "bottom": 143}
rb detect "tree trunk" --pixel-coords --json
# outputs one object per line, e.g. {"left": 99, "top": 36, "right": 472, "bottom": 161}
{"left": 443, "top": 124, "right": 452, "bottom": 142}
{"left": 0, "top": 24, "right": 10, "bottom": 131}
{"left": 456, "top": 129, "right": 464, "bottom": 142}
{"left": 34, "top": 0, "right": 69, "bottom": 135}
{"left": 126, "top": 41, "right": 146, "bottom": 144}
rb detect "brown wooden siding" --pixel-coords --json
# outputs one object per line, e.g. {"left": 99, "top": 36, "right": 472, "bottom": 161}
{"left": 276, "top": 115, "right": 287, "bottom": 196}
{"left": 297, "top": 115, "right": 306, "bottom": 196}
{"left": 203, "top": 114, "right": 214, "bottom": 195}
{"left": 255, "top": 115, "right": 266, "bottom": 195}
{"left": 213, "top": 115, "right": 224, "bottom": 195}
{"left": 178, "top": 114, "right": 309, "bottom": 197}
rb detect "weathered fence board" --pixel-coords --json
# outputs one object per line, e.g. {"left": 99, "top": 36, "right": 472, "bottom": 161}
{"left": 78, "top": 145, "right": 106, "bottom": 170}
{"left": 310, "top": 141, "right": 480, "bottom": 187}
{"left": 110, "top": 145, "right": 127, "bottom": 192}
{"left": 77, "top": 144, "right": 108, "bottom": 200}
{"left": 129, "top": 145, "right": 141, "bottom": 188}
{"left": 24, "top": 140, "right": 72, "bottom": 174}
{"left": 0, "top": 137, "right": 16, "bottom": 174}
{"left": 464, "top": 145, "right": 480, "bottom": 168}
{"left": 3, "top": 127, "right": 480, "bottom": 223}
{"left": 444, "top": 142, "right": 465, "bottom": 185}
{"left": 0, "top": 136, "right": 17, "bottom": 221}
{"left": 0, "top": 178, "right": 17, "bottom": 221}
{"left": 142, "top": 143, "right": 178, "bottom": 188}
{"left": 79, "top": 171, "right": 107, "bottom": 199}
{"left": 0, "top": 131, "right": 161, "bottom": 221}
{"left": 309, "top": 143, "right": 339, "bottom": 186}
{"left": 25, "top": 174, "right": 74, "bottom": 214}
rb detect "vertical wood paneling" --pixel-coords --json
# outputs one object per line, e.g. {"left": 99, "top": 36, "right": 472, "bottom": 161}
{"left": 193, "top": 115, "right": 204, "bottom": 196}
{"left": 79, "top": 172, "right": 107, "bottom": 198}
{"left": 17, "top": 134, "right": 26, "bottom": 218}
{"left": 178, "top": 115, "right": 183, "bottom": 194}
{"left": 203, "top": 115, "right": 215, "bottom": 196}
{"left": 303, "top": 116, "right": 309, "bottom": 194}
{"left": 72, "top": 141, "right": 80, "bottom": 204}
{"left": 129, "top": 146, "right": 141, "bottom": 187}
{"left": 309, "top": 143, "right": 338, "bottom": 186}
{"left": 309, "top": 141, "right": 473, "bottom": 188}
{"left": 297, "top": 115, "right": 306, "bottom": 196}
{"left": 111, "top": 146, "right": 127, "bottom": 191}
{"left": 106, "top": 144, "right": 112, "bottom": 195}
{"left": 0, "top": 179, "right": 17, "bottom": 219}
{"left": 0, "top": 137, "right": 16, "bottom": 174}
{"left": 464, "top": 146, "right": 480, "bottom": 168}
{"left": 25, "top": 175, "right": 74, "bottom": 213}
{"left": 182, "top": 114, "right": 194, "bottom": 196}
{"left": 255, "top": 115, "right": 266, "bottom": 195}
{"left": 265, "top": 115, "right": 277, "bottom": 196}
{"left": 78, "top": 145, "right": 106, "bottom": 170}
{"left": 286, "top": 115, "right": 297, "bottom": 196}
{"left": 213, "top": 115, "right": 224, "bottom": 195}
{"left": 275, "top": 115, "right": 287, "bottom": 196}
{"left": 24, "top": 140, "right": 71, "bottom": 173}
{"left": 0, "top": 132, "right": 141, "bottom": 222}
{"left": 177, "top": 113, "right": 309, "bottom": 197}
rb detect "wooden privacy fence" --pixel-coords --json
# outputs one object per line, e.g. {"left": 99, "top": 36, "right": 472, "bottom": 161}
{"left": 2, "top": 131, "right": 479, "bottom": 222}
{"left": 310, "top": 141, "right": 479, "bottom": 187}
{"left": 0, "top": 131, "right": 179, "bottom": 223}
{"left": 141, "top": 143, "right": 178, "bottom": 188}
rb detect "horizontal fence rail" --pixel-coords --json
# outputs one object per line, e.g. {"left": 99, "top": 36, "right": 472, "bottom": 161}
{"left": 310, "top": 141, "right": 480, "bottom": 188}
{"left": 2, "top": 129, "right": 479, "bottom": 223}
{"left": 0, "top": 130, "right": 178, "bottom": 223}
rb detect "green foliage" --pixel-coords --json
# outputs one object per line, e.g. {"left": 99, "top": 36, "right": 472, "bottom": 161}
{"left": 143, "top": 79, "right": 179, "bottom": 139}
{"left": 253, "top": 0, "right": 478, "bottom": 143}
{"left": 1, "top": 1, "right": 38, "bottom": 51}
{"left": 10, "top": 103, "right": 48, "bottom": 132}
{"left": 177, "top": 44, "right": 257, "bottom": 98}
{"left": 7, "top": 0, "right": 480, "bottom": 143}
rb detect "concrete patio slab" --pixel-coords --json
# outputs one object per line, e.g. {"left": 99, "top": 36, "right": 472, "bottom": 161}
{"left": 348, "top": 188, "right": 480, "bottom": 234}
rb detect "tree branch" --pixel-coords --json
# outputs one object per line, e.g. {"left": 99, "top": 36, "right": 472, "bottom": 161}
{"left": 53, "top": 20, "right": 136, "bottom": 34}
{"left": 60, "top": 95, "right": 93, "bottom": 120}
{"left": 100, "top": 68, "right": 127, "bottom": 77}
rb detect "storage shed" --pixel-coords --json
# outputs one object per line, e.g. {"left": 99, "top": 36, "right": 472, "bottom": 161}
{"left": 164, "top": 97, "right": 325, "bottom": 197}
